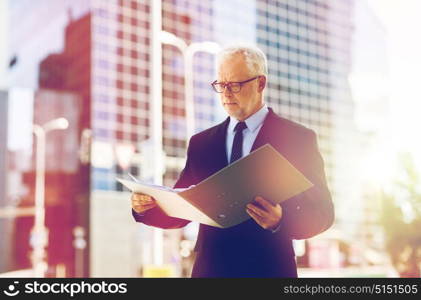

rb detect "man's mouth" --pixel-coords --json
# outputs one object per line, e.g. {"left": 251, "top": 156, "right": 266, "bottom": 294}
{"left": 224, "top": 103, "right": 237, "bottom": 105}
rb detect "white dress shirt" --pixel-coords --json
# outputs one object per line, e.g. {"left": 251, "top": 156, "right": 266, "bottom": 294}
{"left": 226, "top": 104, "right": 269, "bottom": 162}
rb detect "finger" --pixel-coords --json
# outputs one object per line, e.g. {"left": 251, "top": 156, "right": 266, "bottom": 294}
{"left": 246, "top": 203, "right": 268, "bottom": 218}
{"left": 132, "top": 198, "right": 156, "bottom": 207}
{"left": 132, "top": 195, "right": 155, "bottom": 204}
{"left": 133, "top": 203, "right": 156, "bottom": 212}
{"left": 134, "top": 202, "right": 156, "bottom": 209}
{"left": 133, "top": 205, "right": 155, "bottom": 213}
{"left": 132, "top": 193, "right": 153, "bottom": 201}
{"left": 247, "top": 207, "right": 266, "bottom": 222}
{"left": 254, "top": 196, "right": 276, "bottom": 210}
{"left": 247, "top": 208, "right": 265, "bottom": 227}
{"left": 132, "top": 199, "right": 155, "bottom": 207}
{"left": 131, "top": 200, "right": 151, "bottom": 208}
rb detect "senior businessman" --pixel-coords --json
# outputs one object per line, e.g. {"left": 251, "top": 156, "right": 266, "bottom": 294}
{"left": 131, "top": 45, "right": 334, "bottom": 277}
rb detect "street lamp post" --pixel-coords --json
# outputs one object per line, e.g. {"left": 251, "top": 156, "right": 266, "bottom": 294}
{"left": 149, "top": 27, "right": 219, "bottom": 267}
{"left": 31, "top": 117, "right": 69, "bottom": 277}
{"left": 150, "top": 0, "right": 165, "bottom": 267}
{"left": 153, "top": 31, "right": 219, "bottom": 269}
{"left": 160, "top": 31, "right": 221, "bottom": 139}
{"left": 72, "top": 226, "right": 87, "bottom": 277}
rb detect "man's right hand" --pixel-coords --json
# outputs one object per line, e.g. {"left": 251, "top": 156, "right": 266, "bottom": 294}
{"left": 131, "top": 193, "right": 157, "bottom": 214}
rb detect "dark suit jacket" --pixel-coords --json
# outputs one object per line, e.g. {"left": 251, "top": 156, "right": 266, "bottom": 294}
{"left": 133, "top": 107, "right": 334, "bottom": 277}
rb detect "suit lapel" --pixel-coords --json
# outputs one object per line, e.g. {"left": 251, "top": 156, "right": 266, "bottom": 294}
{"left": 213, "top": 116, "right": 230, "bottom": 168}
{"left": 197, "top": 116, "right": 230, "bottom": 181}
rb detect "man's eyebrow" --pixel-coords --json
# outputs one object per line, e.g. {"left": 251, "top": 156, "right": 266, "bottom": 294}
{"left": 216, "top": 79, "right": 240, "bottom": 83}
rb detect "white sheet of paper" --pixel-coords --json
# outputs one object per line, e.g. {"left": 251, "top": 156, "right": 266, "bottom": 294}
{"left": 117, "top": 178, "right": 222, "bottom": 227}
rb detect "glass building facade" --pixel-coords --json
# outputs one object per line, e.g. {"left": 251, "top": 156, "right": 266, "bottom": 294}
{"left": 255, "top": 0, "right": 356, "bottom": 239}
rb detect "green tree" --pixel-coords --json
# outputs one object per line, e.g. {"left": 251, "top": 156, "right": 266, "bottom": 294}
{"left": 380, "top": 153, "right": 421, "bottom": 277}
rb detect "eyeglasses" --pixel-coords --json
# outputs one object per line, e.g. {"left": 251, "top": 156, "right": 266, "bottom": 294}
{"left": 211, "top": 76, "right": 261, "bottom": 93}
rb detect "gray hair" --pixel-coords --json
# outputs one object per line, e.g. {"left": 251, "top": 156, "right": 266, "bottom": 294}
{"left": 216, "top": 44, "right": 268, "bottom": 76}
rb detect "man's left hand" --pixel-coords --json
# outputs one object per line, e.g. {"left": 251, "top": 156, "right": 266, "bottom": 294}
{"left": 246, "top": 196, "right": 283, "bottom": 231}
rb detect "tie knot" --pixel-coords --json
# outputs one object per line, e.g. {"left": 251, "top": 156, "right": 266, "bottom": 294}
{"left": 234, "top": 121, "right": 247, "bottom": 132}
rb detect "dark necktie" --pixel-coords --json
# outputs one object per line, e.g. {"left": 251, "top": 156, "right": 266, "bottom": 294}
{"left": 230, "top": 121, "right": 247, "bottom": 164}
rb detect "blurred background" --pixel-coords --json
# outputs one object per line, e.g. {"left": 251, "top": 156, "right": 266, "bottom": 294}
{"left": 0, "top": 0, "right": 420, "bottom": 278}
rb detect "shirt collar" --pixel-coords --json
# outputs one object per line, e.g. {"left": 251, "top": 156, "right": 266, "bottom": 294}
{"left": 228, "top": 104, "right": 269, "bottom": 134}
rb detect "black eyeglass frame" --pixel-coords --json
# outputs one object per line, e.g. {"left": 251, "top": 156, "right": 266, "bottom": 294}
{"left": 211, "top": 76, "right": 262, "bottom": 93}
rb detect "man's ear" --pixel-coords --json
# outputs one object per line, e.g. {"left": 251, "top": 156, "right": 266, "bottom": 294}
{"left": 258, "top": 76, "right": 266, "bottom": 92}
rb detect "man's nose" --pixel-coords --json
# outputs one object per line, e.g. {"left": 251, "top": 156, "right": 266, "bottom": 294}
{"left": 223, "top": 85, "right": 233, "bottom": 97}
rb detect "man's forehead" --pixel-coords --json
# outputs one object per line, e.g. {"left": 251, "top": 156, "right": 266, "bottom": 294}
{"left": 217, "top": 55, "right": 251, "bottom": 80}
